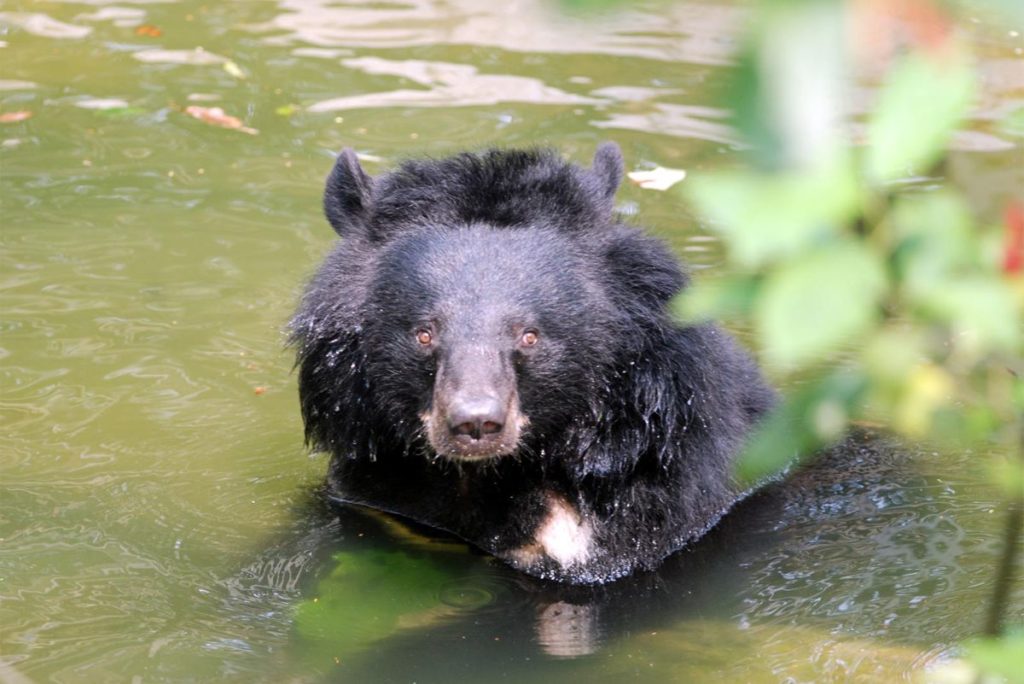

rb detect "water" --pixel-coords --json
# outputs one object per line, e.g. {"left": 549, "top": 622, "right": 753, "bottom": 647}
{"left": 1, "top": 1, "right": 1022, "bottom": 682}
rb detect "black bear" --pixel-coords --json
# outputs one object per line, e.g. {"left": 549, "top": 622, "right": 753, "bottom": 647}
{"left": 291, "top": 143, "right": 775, "bottom": 584}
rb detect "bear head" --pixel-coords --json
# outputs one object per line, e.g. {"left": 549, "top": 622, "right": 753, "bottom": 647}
{"left": 292, "top": 144, "right": 687, "bottom": 473}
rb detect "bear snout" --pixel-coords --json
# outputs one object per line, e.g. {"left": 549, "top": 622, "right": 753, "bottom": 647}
{"left": 419, "top": 344, "right": 529, "bottom": 461}
{"left": 448, "top": 394, "right": 506, "bottom": 440}
{"left": 422, "top": 386, "right": 526, "bottom": 461}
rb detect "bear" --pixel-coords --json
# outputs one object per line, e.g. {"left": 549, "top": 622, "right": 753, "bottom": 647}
{"left": 290, "top": 143, "right": 776, "bottom": 584}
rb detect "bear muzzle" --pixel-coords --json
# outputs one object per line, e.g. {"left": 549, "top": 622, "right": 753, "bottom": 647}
{"left": 422, "top": 389, "right": 526, "bottom": 461}
{"left": 418, "top": 338, "right": 531, "bottom": 461}
{"left": 419, "top": 393, "right": 528, "bottom": 462}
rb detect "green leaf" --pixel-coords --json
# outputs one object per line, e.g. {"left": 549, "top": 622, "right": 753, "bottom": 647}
{"left": 913, "top": 277, "right": 1021, "bottom": 357}
{"left": 685, "top": 166, "right": 860, "bottom": 268}
{"left": 987, "top": 454, "right": 1024, "bottom": 500}
{"left": 728, "top": 44, "right": 780, "bottom": 169}
{"left": 890, "top": 191, "right": 975, "bottom": 295}
{"left": 673, "top": 275, "right": 759, "bottom": 323}
{"left": 861, "top": 328, "right": 959, "bottom": 438}
{"left": 755, "top": 242, "right": 887, "bottom": 371}
{"left": 966, "top": 631, "right": 1024, "bottom": 684}
{"left": 894, "top": 363, "right": 955, "bottom": 438}
{"left": 726, "top": 1, "right": 847, "bottom": 170}
{"left": 736, "top": 371, "right": 866, "bottom": 485}
{"left": 862, "top": 326, "right": 929, "bottom": 385}
{"left": 95, "top": 107, "right": 148, "bottom": 118}
{"left": 865, "top": 49, "right": 975, "bottom": 183}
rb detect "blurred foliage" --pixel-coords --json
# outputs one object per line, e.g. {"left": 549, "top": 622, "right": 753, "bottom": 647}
{"left": 671, "top": 0, "right": 1024, "bottom": 488}
{"left": 965, "top": 630, "right": 1024, "bottom": 684}
{"left": 668, "top": 0, "right": 1024, "bottom": 675}
{"left": 569, "top": 4, "right": 1020, "bottom": 671}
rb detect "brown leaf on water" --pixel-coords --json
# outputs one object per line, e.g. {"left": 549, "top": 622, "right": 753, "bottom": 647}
{"left": 183, "top": 106, "right": 257, "bottom": 135}
{"left": 0, "top": 111, "right": 32, "bottom": 123}
{"left": 134, "top": 24, "right": 162, "bottom": 38}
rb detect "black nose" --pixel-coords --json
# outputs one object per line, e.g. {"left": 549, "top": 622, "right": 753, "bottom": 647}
{"left": 448, "top": 396, "right": 505, "bottom": 440}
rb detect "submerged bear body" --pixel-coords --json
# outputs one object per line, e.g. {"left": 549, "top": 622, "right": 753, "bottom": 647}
{"left": 292, "top": 144, "right": 775, "bottom": 584}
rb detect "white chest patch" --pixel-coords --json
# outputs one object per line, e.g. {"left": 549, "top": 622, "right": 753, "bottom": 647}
{"left": 535, "top": 495, "right": 593, "bottom": 568}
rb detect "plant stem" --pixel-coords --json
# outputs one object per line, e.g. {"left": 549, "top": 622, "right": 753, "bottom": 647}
{"left": 983, "top": 418, "right": 1024, "bottom": 637}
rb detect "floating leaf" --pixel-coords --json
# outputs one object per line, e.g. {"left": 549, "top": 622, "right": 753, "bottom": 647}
{"left": 627, "top": 166, "right": 686, "bottom": 191}
{"left": 275, "top": 103, "right": 300, "bottom": 117}
{"left": 865, "top": 48, "right": 974, "bottom": 182}
{"left": 95, "top": 107, "right": 146, "bottom": 118}
{"left": 223, "top": 60, "right": 246, "bottom": 79}
{"left": 183, "top": 105, "right": 257, "bottom": 134}
{"left": 756, "top": 242, "right": 886, "bottom": 371}
{"left": 0, "top": 111, "right": 32, "bottom": 123}
{"left": 134, "top": 24, "right": 162, "bottom": 37}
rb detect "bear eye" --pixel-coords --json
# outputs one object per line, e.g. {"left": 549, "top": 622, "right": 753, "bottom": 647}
{"left": 415, "top": 329, "right": 433, "bottom": 346}
{"left": 520, "top": 329, "right": 539, "bottom": 347}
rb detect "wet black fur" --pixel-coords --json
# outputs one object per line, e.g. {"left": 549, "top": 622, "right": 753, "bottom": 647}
{"left": 291, "top": 144, "right": 775, "bottom": 584}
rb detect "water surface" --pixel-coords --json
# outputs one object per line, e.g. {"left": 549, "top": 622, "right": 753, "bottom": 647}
{"left": 1, "top": 1, "right": 1022, "bottom": 682}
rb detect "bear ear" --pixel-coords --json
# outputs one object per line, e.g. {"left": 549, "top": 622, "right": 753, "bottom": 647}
{"left": 591, "top": 142, "right": 624, "bottom": 200}
{"left": 324, "top": 148, "right": 374, "bottom": 237}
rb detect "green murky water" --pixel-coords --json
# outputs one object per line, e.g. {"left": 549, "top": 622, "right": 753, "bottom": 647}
{"left": 1, "top": 1, "right": 1022, "bottom": 682}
